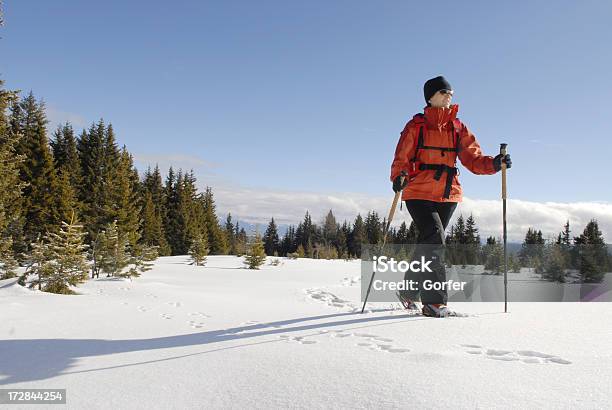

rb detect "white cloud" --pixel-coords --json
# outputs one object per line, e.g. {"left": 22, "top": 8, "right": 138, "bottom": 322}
{"left": 45, "top": 105, "right": 87, "bottom": 131}
{"left": 211, "top": 185, "right": 612, "bottom": 243}
{"left": 132, "top": 153, "right": 219, "bottom": 173}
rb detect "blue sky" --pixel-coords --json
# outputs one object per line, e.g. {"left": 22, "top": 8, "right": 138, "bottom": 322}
{"left": 2, "top": 1, "right": 612, "bottom": 238}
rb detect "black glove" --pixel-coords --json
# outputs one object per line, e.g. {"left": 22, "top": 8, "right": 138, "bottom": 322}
{"left": 493, "top": 153, "right": 512, "bottom": 172}
{"left": 392, "top": 174, "right": 408, "bottom": 193}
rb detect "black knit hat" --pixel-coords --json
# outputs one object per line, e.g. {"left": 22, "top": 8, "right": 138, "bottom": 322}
{"left": 424, "top": 76, "right": 452, "bottom": 105}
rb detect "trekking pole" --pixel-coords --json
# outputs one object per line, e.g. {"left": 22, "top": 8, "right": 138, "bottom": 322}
{"left": 500, "top": 143, "right": 508, "bottom": 313}
{"left": 361, "top": 171, "right": 406, "bottom": 314}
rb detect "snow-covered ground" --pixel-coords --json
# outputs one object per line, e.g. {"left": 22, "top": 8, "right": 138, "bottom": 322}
{"left": 1, "top": 256, "right": 610, "bottom": 409}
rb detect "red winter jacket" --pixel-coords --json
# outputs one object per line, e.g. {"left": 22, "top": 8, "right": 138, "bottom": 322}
{"left": 390, "top": 104, "right": 497, "bottom": 202}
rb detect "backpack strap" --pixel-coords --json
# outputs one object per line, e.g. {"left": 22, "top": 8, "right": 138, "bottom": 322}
{"left": 410, "top": 113, "right": 425, "bottom": 163}
{"left": 451, "top": 118, "right": 462, "bottom": 156}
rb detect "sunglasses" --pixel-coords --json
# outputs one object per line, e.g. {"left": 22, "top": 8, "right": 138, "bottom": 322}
{"left": 439, "top": 89, "right": 454, "bottom": 96}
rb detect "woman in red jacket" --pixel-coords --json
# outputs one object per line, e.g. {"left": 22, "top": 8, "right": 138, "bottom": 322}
{"left": 390, "top": 76, "right": 511, "bottom": 317}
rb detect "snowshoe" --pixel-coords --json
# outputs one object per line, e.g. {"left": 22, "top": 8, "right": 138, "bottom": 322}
{"left": 396, "top": 292, "right": 419, "bottom": 310}
{"left": 421, "top": 303, "right": 456, "bottom": 318}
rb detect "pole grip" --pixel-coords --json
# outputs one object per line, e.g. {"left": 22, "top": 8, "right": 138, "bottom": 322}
{"left": 384, "top": 170, "right": 406, "bottom": 245}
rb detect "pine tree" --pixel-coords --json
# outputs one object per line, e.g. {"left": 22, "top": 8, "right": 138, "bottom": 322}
{"left": 141, "top": 165, "right": 170, "bottom": 255}
{"left": 224, "top": 213, "right": 236, "bottom": 254}
{"left": 189, "top": 228, "right": 209, "bottom": 266}
{"left": 0, "top": 237, "right": 19, "bottom": 279}
{"left": 364, "top": 211, "right": 382, "bottom": 245}
{"left": 263, "top": 218, "right": 279, "bottom": 256}
{"left": 464, "top": 214, "right": 481, "bottom": 264}
{"left": 113, "top": 147, "right": 141, "bottom": 246}
{"left": 0, "top": 82, "right": 25, "bottom": 273}
{"left": 25, "top": 235, "right": 54, "bottom": 290}
{"left": 395, "top": 221, "right": 408, "bottom": 244}
{"left": 295, "top": 211, "right": 314, "bottom": 251}
{"left": 201, "top": 186, "right": 227, "bottom": 254}
{"left": 14, "top": 93, "right": 61, "bottom": 243}
{"left": 541, "top": 242, "right": 567, "bottom": 282}
{"left": 43, "top": 211, "right": 89, "bottom": 294}
{"left": 446, "top": 215, "right": 464, "bottom": 265}
{"left": 280, "top": 225, "right": 296, "bottom": 256}
{"left": 483, "top": 236, "right": 504, "bottom": 274}
{"left": 175, "top": 170, "right": 194, "bottom": 254}
{"left": 575, "top": 219, "right": 609, "bottom": 283}
{"left": 77, "top": 120, "right": 106, "bottom": 240}
{"left": 162, "top": 167, "right": 178, "bottom": 253}
{"left": 561, "top": 220, "right": 571, "bottom": 247}
{"left": 453, "top": 215, "right": 466, "bottom": 244}
{"left": 336, "top": 221, "right": 349, "bottom": 259}
{"left": 141, "top": 191, "right": 166, "bottom": 251}
{"left": 508, "top": 253, "right": 520, "bottom": 273}
{"left": 519, "top": 227, "right": 545, "bottom": 267}
{"left": 164, "top": 168, "right": 187, "bottom": 254}
{"left": 55, "top": 168, "right": 80, "bottom": 224}
{"left": 322, "top": 210, "right": 338, "bottom": 246}
{"left": 129, "top": 242, "right": 159, "bottom": 275}
{"left": 349, "top": 214, "right": 365, "bottom": 258}
{"left": 235, "top": 226, "right": 247, "bottom": 256}
{"left": 244, "top": 233, "right": 266, "bottom": 269}
{"left": 96, "top": 220, "right": 131, "bottom": 278}
{"left": 51, "top": 122, "right": 82, "bottom": 199}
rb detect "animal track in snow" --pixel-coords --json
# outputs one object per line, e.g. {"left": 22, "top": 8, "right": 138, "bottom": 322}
{"left": 160, "top": 313, "right": 173, "bottom": 320}
{"left": 145, "top": 293, "right": 158, "bottom": 299}
{"left": 350, "top": 332, "right": 410, "bottom": 353}
{"left": 277, "top": 335, "right": 318, "bottom": 345}
{"left": 460, "top": 345, "right": 571, "bottom": 364}
{"left": 188, "top": 320, "right": 205, "bottom": 329}
{"left": 369, "top": 344, "right": 411, "bottom": 353}
{"left": 341, "top": 276, "right": 360, "bottom": 287}
{"left": 329, "top": 330, "right": 351, "bottom": 338}
{"left": 166, "top": 301, "right": 182, "bottom": 308}
{"left": 188, "top": 312, "right": 210, "bottom": 318}
{"left": 136, "top": 306, "right": 149, "bottom": 312}
{"left": 275, "top": 329, "right": 409, "bottom": 353}
{"left": 304, "top": 288, "right": 356, "bottom": 311}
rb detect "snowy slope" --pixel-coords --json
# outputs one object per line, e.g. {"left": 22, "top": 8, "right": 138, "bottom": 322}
{"left": 1, "top": 256, "right": 610, "bottom": 409}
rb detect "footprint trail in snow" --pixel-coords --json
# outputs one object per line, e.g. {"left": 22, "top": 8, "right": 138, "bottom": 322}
{"left": 460, "top": 344, "right": 572, "bottom": 364}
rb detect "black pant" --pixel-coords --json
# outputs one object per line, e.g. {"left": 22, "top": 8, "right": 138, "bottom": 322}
{"left": 401, "top": 199, "right": 457, "bottom": 305}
